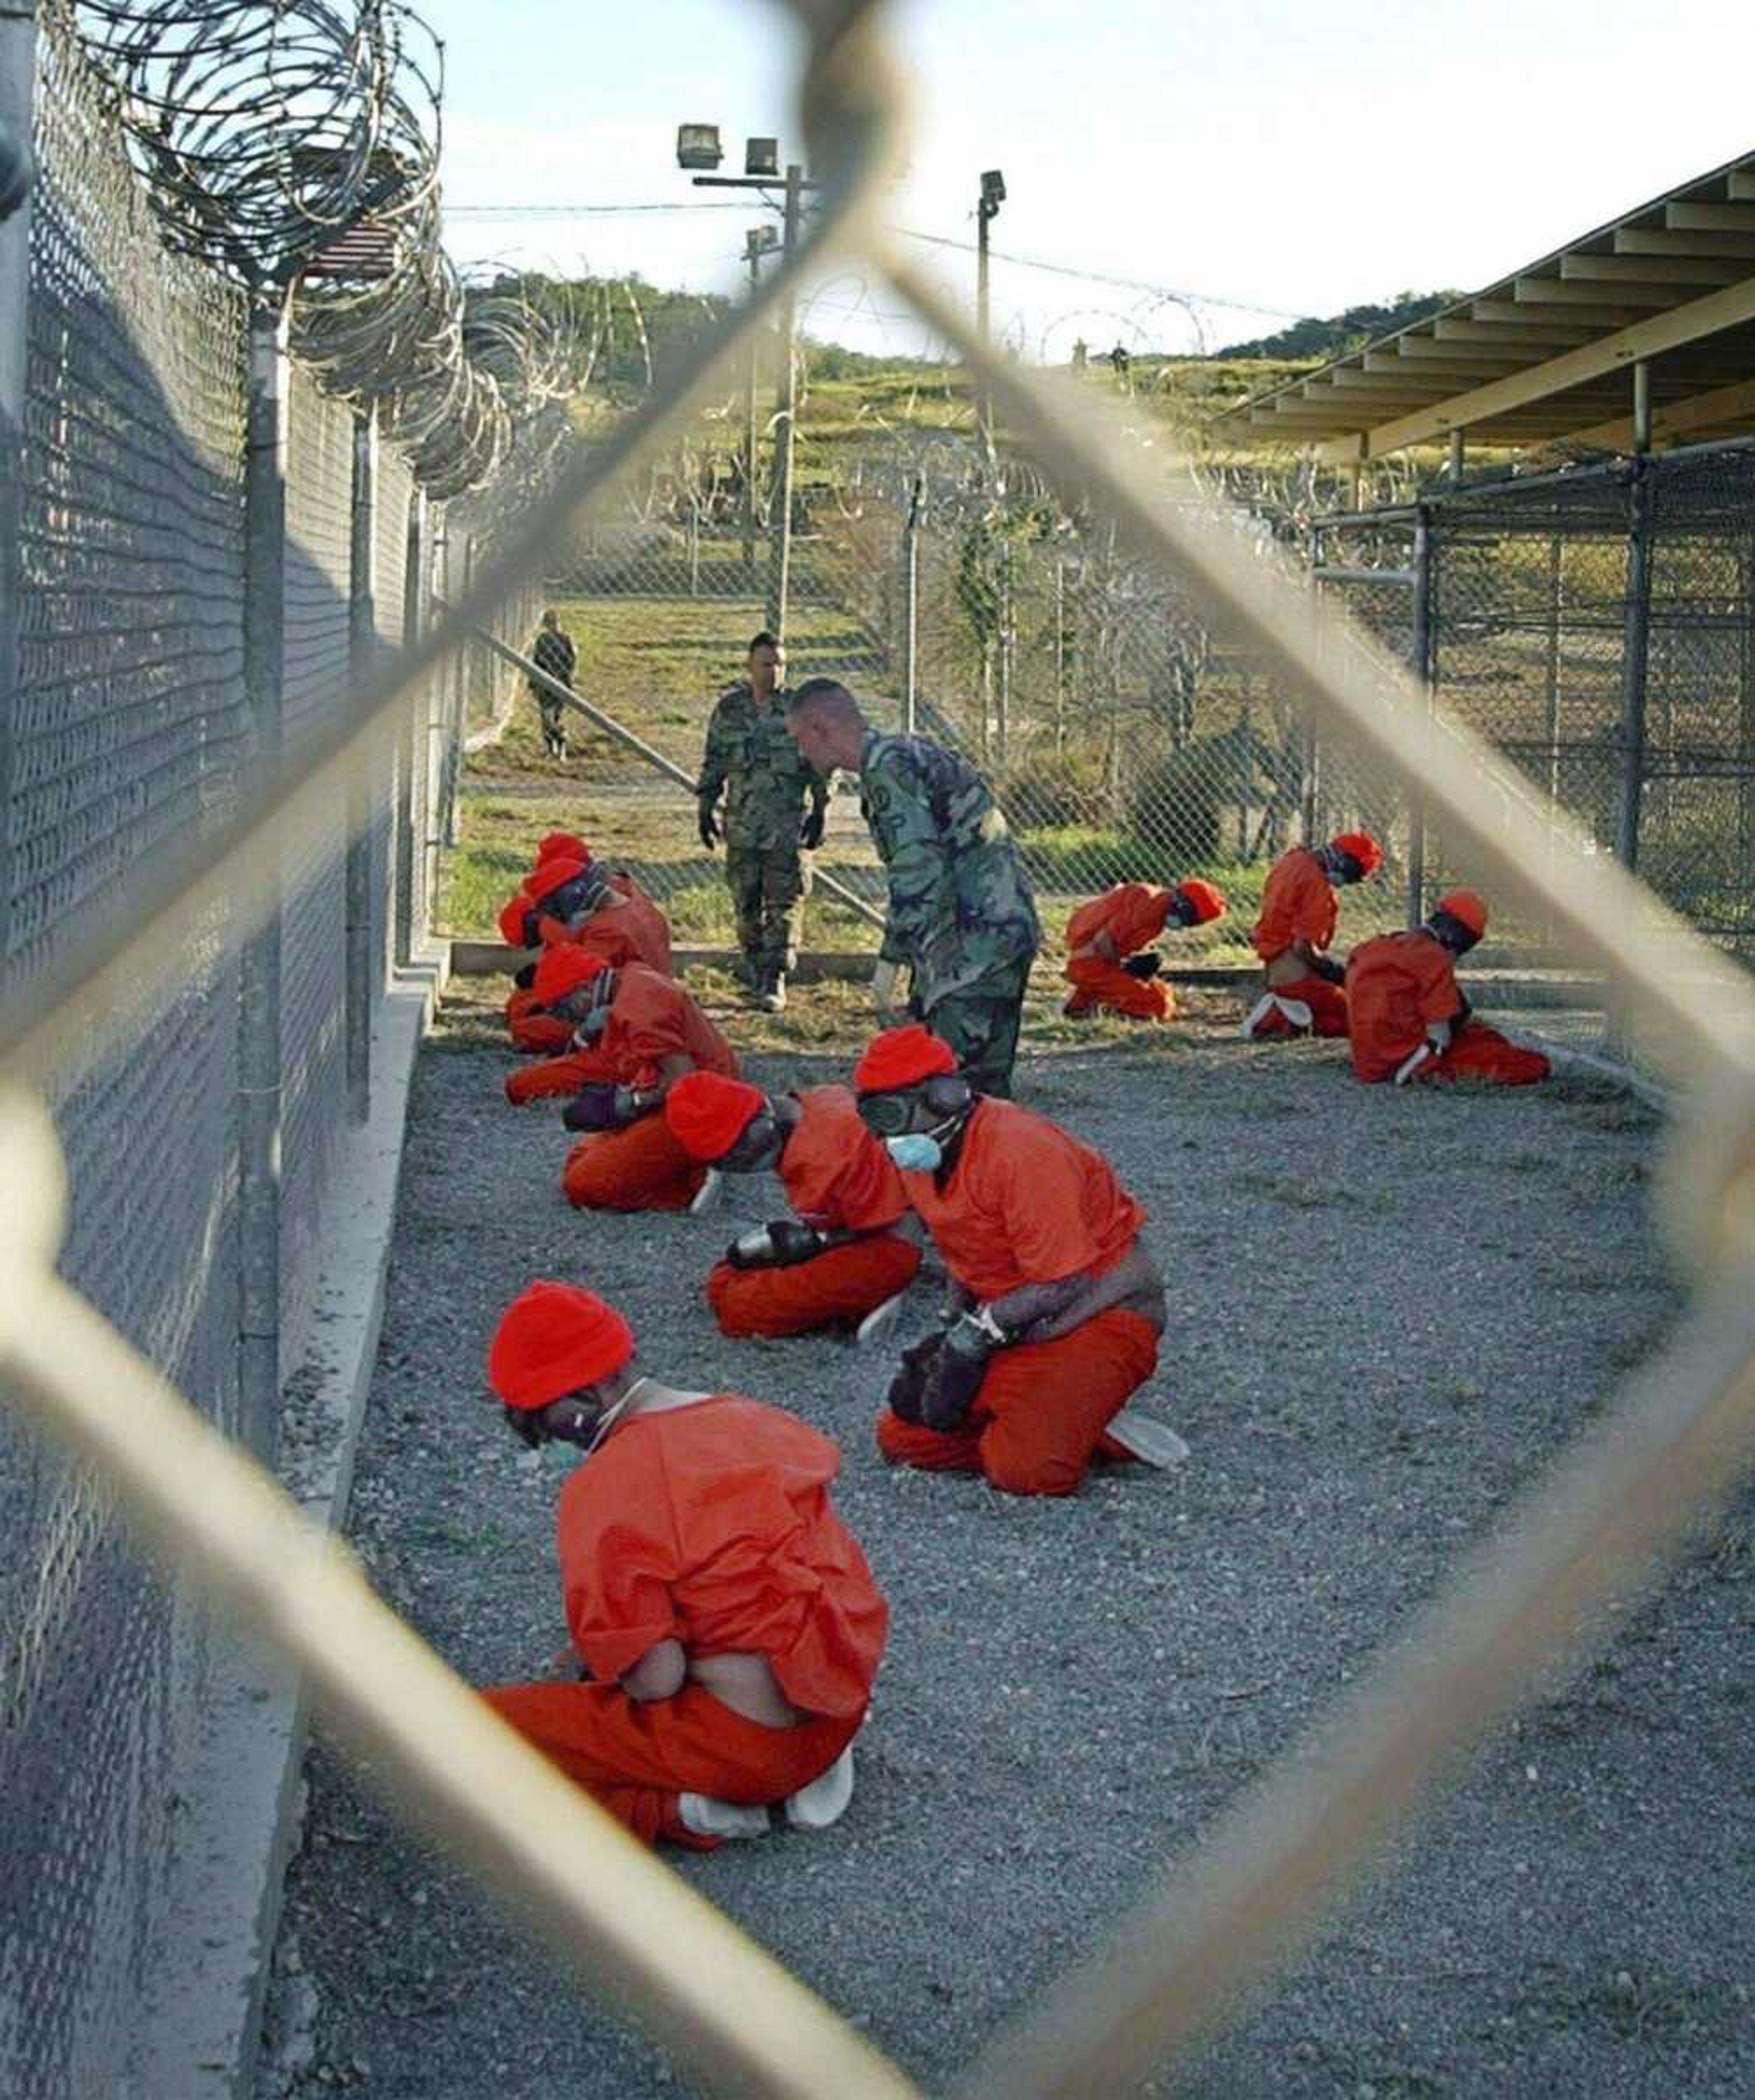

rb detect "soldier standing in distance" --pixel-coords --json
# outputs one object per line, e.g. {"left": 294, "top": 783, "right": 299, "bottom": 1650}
{"left": 697, "top": 633, "right": 828, "bottom": 1014}
{"left": 530, "top": 609, "right": 578, "bottom": 761}
{"left": 785, "top": 678, "right": 1040, "bottom": 1097}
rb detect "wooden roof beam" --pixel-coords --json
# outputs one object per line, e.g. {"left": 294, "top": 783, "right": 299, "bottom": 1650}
{"left": 1313, "top": 272, "right": 1755, "bottom": 462}
{"left": 1667, "top": 202, "right": 1755, "bottom": 233}
{"left": 1616, "top": 225, "right": 1755, "bottom": 259}
{"left": 1477, "top": 296, "right": 1654, "bottom": 329}
{"left": 1515, "top": 274, "right": 1693, "bottom": 309}
{"left": 1563, "top": 251, "right": 1751, "bottom": 286}
{"left": 1435, "top": 316, "right": 1596, "bottom": 347}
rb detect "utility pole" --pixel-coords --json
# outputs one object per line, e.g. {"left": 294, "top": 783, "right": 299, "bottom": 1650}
{"left": 676, "top": 127, "right": 820, "bottom": 634}
{"left": 765, "top": 162, "right": 803, "bottom": 636}
{"left": 976, "top": 169, "right": 1005, "bottom": 461}
{"left": 741, "top": 225, "right": 774, "bottom": 584}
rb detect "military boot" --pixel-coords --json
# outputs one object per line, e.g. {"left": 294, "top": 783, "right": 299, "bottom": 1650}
{"left": 756, "top": 963, "right": 787, "bottom": 1014}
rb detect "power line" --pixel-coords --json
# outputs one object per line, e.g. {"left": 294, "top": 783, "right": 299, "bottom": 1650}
{"left": 444, "top": 201, "right": 751, "bottom": 217}
{"left": 898, "top": 229, "right": 1317, "bottom": 325}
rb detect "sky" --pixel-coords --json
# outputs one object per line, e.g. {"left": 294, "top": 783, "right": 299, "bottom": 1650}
{"left": 419, "top": 0, "right": 1755, "bottom": 362}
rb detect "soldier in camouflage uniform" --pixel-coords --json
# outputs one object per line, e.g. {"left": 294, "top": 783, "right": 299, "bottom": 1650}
{"left": 785, "top": 678, "right": 1039, "bottom": 1096}
{"left": 529, "top": 609, "right": 578, "bottom": 760}
{"left": 697, "top": 633, "right": 829, "bottom": 1013}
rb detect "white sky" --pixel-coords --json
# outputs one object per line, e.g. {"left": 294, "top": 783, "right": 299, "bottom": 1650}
{"left": 422, "top": 0, "right": 1755, "bottom": 361}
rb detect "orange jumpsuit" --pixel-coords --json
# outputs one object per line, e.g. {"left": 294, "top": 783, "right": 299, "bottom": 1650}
{"left": 484, "top": 1397, "right": 887, "bottom": 1849}
{"left": 706, "top": 1087, "right": 922, "bottom": 1339}
{"left": 506, "top": 880, "right": 674, "bottom": 1051}
{"left": 1246, "top": 847, "right": 1350, "bottom": 1038}
{"left": 561, "top": 965, "right": 741, "bottom": 1210}
{"left": 1063, "top": 886, "right": 1176, "bottom": 1022}
{"left": 1346, "top": 930, "right": 1549, "bottom": 1086}
{"left": 878, "top": 1098, "right": 1160, "bottom": 1496}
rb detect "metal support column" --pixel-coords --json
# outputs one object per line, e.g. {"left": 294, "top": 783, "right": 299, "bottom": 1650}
{"left": 394, "top": 491, "right": 421, "bottom": 965}
{"left": 344, "top": 410, "right": 376, "bottom": 1121}
{"left": 763, "top": 164, "right": 802, "bottom": 637}
{"left": 238, "top": 298, "right": 288, "bottom": 1454}
{"left": 902, "top": 474, "right": 922, "bottom": 734}
{"left": 0, "top": 8, "right": 38, "bottom": 989}
{"left": 742, "top": 229, "right": 763, "bottom": 584}
{"left": 1616, "top": 458, "right": 1654, "bottom": 872}
{"left": 1406, "top": 504, "right": 1434, "bottom": 927}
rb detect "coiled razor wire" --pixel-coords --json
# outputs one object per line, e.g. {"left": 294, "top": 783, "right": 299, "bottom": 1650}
{"left": 56, "top": 0, "right": 572, "bottom": 496}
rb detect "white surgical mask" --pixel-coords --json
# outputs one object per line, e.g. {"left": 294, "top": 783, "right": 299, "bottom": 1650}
{"left": 886, "top": 1132, "right": 943, "bottom": 1173}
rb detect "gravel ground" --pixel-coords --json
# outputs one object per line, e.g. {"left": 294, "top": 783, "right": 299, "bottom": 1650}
{"left": 257, "top": 981, "right": 1754, "bottom": 2100}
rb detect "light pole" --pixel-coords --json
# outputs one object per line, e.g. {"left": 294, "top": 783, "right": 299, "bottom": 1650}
{"left": 677, "top": 126, "right": 819, "bottom": 634}
{"left": 741, "top": 222, "right": 778, "bottom": 582}
{"left": 976, "top": 168, "right": 1005, "bottom": 459}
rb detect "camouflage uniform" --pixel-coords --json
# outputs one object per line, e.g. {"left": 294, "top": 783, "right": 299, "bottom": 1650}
{"left": 858, "top": 728, "right": 1040, "bottom": 1096}
{"left": 697, "top": 681, "right": 828, "bottom": 979}
{"left": 530, "top": 624, "right": 577, "bottom": 758}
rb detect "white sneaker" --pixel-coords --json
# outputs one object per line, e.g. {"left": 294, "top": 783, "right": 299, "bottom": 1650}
{"left": 784, "top": 1746, "right": 855, "bottom": 1831}
{"left": 678, "top": 1792, "right": 771, "bottom": 1839}
{"left": 854, "top": 1290, "right": 906, "bottom": 1351}
{"left": 687, "top": 1169, "right": 723, "bottom": 1218}
{"left": 1105, "top": 1407, "right": 1191, "bottom": 1469}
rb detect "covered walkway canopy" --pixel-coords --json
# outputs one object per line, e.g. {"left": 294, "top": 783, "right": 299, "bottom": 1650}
{"left": 1224, "top": 149, "right": 1755, "bottom": 464}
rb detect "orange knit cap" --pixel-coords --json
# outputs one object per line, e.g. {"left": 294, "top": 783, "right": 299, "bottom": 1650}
{"left": 531, "top": 944, "right": 609, "bottom": 1007}
{"left": 1330, "top": 831, "right": 1383, "bottom": 877}
{"left": 1175, "top": 878, "right": 1226, "bottom": 925}
{"left": 665, "top": 1071, "right": 767, "bottom": 1162}
{"left": 498, "top": 891, "right": 534, "bottom": 946}
{"left": 488, "top": 1281, "right": 633, "bottom": 1411}
{"left": 527, "top": 855, "right": 587, "bottom": 903}
{"left": 535, "top": 832, "right": 588, "bottom": 865}
{"left": 1435, "top": 888, "right": 1488, "bottom": 939}
{"left": 854, "top": 1023, "right": 959, "bottom": 1093}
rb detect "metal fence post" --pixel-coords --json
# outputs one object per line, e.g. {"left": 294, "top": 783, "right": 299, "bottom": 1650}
{"left": 239, "top": 298, "right": 288, "bottom": 1453}
{"left": 1406, "top": 503, "right": 1434, "bottom": 927}
{"left": 902, "top": 475, "right": 921, "bottom": 734}
{"left": 1616, "top": 457, "right": 1655, "bottom": 873}
{"left": 345, "top": 409, "right": 376, "bottom": 1120}
{"left": 764, "top": 162, "right": 802, "bottom": 637}
{"left": 0, "top": 8, "right": 37, "bottom": 991}
{"left": 394, "top": 491, "right": 421, "bottom": 964}
{"left": 1738, "top": 546, "right": 1755, "bottom": 879}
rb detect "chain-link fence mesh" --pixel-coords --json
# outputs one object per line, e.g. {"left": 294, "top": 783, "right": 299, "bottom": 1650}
{"left": 0, "top": 14, "right": 513, "bottom": 2095}
{"left": 9, "top": 2, "right": 1755, "bottom": 2097}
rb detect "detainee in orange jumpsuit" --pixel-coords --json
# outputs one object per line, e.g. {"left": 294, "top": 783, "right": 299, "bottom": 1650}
{"left": 504, "top": 944, "right": 622, "bottom": 1105}
{"left": 556, "top": 960, "right": 741, "bottom": 1212}
{"left": 503, "top": 851, "right": 675, "bottom": 1053}
{"left": 1062, "top": 878, "right": 1226, "bottom": 1021}
{"left": 1346, "top": 888, "right": 1550, "bottom": 1087}
{"left": 480, "top": 1281, "right": 888, "bottom": 1849}
{"left": 664, "top": 1071, "right": 923, "bottom": 1344}
{"left": 1244, "top": 830, "right": 1382, "bottom": 1039}
{"left": 853, "top": 1024, "right": 1183, "bottom": 1497}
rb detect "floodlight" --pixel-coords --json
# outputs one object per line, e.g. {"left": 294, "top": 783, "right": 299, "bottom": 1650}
{"left": 676, "top": 124, "right": 723, "bottom": 171}
{"left": 745, "top": 137, "right": 780, "bottom": 178}
{"left": 980, "top": 169, "right": 1006, "bottom": 208}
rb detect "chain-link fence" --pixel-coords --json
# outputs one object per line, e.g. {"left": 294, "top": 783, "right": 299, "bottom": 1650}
{"left": 8, "top": 4, "right": 1755, "bottom": 2100}
{"left": 0, "top": 14, "right": 531, "bottom": 2095}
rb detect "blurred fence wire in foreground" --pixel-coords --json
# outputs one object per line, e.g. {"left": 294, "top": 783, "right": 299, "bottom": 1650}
{"left": 3, "top": 2, "right": 1755, "bottom": 2098}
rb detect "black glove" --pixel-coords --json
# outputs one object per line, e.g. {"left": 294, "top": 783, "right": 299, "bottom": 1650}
{"left": 799, "top": 804, "right": 827, "bottom": 851}
{"left": 697, "top": 801, "right": 720, "bottom": 851}
{"left": 513, "top": 962, "right": 537, "bottom": 991}
{"left": 1122, "top": 951, "right": 1163, "bottom": 981}
{"left": 1313, "top": 954, "right": 1346, "bottom": 986}
{"left": 563, "top": 1084, "right": 622, "bottom": 1132}
{"left": 885, "top": 1334, "right": 944, "bottom": 1426}
{"left": 727, "top": 1221, "right": 827, "bottom": 1270}
{"left": 919, "top": 1316, "right": 994, "bottom": 1432}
